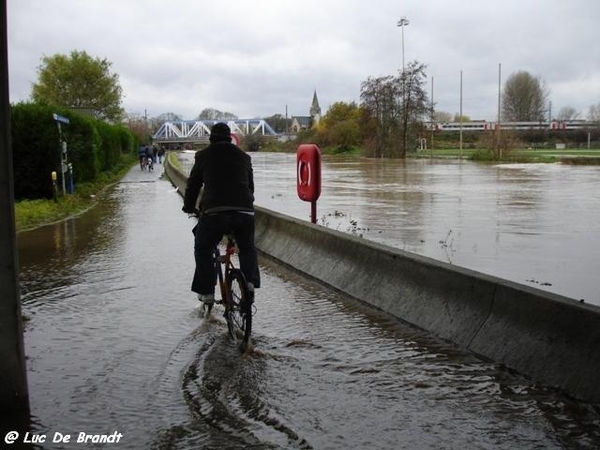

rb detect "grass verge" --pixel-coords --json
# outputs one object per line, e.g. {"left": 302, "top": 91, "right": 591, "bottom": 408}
{"left": 15, "top": 153, "right": 138, "bottom": 233}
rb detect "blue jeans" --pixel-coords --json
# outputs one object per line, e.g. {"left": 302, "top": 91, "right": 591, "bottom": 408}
{"left": 192, "top": 212, "right": 260, "bottom": 295}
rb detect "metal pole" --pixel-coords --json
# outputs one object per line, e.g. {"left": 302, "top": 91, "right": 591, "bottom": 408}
{"left": 431, "top": 76, "right": 434, "bottom": 158}
{"left": 397, "top": 17, "right": 409, "bottom": 72}
{"left": 497, "top": 63, "right": 502, "bottom": 158}
{"left": 397, "top": 17, "right": 409, "bottom": 155}
{"left": 401, "top": 24, "right": 405, "bottom": 72}
{"left": 57, "top": 123, "right": 66, "bottom": 195}
{"left": 0, "top": 0, "right": 30, "bottom": 413}
{"left": 459, "top": 70, "right": 463, "bottom": 159}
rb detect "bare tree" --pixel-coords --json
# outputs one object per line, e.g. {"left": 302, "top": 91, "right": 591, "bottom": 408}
{"left": 502, "top": 71, "right": 549, "bottom": 122}
{"left": 360, "top": 61, "right": 429, "bottom": 158}
{"left": 588, "top": 103, "right": 600, "bottom": 123}
{"left": 360, "top": 75, "right": 400, "bottom": 157}
{"left": 556, "top": 106, "right": 579, "bottom": 121}
{"left": 398, "top": 61, "right": 429, "bottom": 156}
{"left": 156, "top": 112, "right": 183, "bottom": 122}
{"left": 196, "top": 108, "right": 238, "bottom": 120}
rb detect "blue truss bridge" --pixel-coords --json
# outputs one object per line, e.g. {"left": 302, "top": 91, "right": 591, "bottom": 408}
{"left": 152, "top": 119, "right": 277, "bottom": 144}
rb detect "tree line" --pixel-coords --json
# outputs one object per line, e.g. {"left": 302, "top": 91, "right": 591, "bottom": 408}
{"left": 19, "top": 49, "right": 600, "bottom": 162}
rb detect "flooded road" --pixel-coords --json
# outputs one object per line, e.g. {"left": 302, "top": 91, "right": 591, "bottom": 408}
{"left": 16, "top": 163, "right": 600, "bottom": 449}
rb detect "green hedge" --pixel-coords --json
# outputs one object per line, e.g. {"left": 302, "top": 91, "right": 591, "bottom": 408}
{"left": 11, "top": 103, "right": 60, "bottom": 199}
{"left": 11, "top": 102, "right": 137, "bottom": 200}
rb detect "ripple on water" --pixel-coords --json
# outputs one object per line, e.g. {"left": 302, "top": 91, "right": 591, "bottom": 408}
{"left": 18, "top": 171, "right": 600, "bottom": 450}
{"left": 163, "top": 260, "right": 600, "bottom": 449}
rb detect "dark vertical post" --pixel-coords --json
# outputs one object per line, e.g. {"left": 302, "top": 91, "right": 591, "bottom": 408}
{"left": 0, "top": 0, "right": 30, "bottom": 412}
{"left": 497, "top": 62, "right": 502, "bottom": 159}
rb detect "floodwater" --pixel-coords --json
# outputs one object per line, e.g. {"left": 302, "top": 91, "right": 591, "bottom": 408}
{"left": 247, "top": 153, "right": 600, "bottom": 305}
{"left": 15, "top": 161, "right": 600, "bottom": 449}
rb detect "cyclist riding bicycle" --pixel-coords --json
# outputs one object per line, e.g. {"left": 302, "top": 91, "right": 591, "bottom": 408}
{"left": 182, "top": 122, "right": 260, "bottom": 306}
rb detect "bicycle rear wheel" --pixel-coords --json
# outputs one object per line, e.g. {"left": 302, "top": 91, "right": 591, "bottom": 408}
{"left": 225, "top": 268, "right": 252, "bottom": 348}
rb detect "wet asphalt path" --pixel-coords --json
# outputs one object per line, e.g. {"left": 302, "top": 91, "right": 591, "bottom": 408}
{"left": 13, "top": 161, "right": 600, "bottom": 449}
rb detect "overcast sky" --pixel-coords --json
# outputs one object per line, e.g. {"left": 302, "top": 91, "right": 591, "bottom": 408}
{"left": 7, "top": 0, "right": 600, "bottom": 122}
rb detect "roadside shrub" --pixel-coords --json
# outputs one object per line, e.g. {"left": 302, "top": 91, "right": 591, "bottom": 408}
{"left": 11, "top": 102, "right": 136, "bottom": 199}
{"left": 477, "top": 130, "right": 522, "bottom": 159}
{"left": 96, "top": 120, "right": 120, "bottom": 171}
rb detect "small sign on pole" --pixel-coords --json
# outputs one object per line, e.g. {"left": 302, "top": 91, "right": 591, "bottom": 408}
{"left": 53, "top": 113, "right": 70, "bottom": 195}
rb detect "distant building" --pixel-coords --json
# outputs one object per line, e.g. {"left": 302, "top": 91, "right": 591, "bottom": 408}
{"left": 310, "top": 90, "right": 321, "bottom": 123}
{"left": 290, "top": 90, "right": 321, "bottom": 134}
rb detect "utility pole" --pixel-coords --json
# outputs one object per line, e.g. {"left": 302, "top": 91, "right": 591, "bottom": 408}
{"left": 497, "top": 63, "right": 502, "bottom": 158}
{"left": 459, "top": 70, "right": 463, "bottom": 159}
{"left": 430, "top": 76, "right": 434, "bottom": 159}
{"left": 397, "top": 16, "right": 410, "bottom": 156}
{"left": 0, "top": 0, "right": 30, "bottom": 413}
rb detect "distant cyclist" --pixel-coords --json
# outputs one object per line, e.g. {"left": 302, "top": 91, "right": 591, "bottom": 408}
{"left": 182, "top": 122, "right": 260, "bottom": 305}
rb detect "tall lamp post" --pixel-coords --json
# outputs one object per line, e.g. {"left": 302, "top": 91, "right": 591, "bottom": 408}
{"left": 397, "top": 16, "right": 410, "bottom": 154}
{"left": 397, "top": 16, "right": 410, "bottom": 72}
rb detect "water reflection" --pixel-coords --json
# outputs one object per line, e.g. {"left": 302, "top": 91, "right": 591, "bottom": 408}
{"left": 244, "top": 153, "right": 600, "bottom": 304}
{"left": 15, "top": 165, "right": 600, "bottom": 449}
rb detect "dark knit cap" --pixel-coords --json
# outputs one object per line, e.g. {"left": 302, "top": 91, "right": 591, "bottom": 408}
{"left": 209, "top": 122, "right": 232, "bottom": 143}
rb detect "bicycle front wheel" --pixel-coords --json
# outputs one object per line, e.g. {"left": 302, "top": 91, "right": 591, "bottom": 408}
{"left": 225, "top": 269, "right": 252, "bottom": 348}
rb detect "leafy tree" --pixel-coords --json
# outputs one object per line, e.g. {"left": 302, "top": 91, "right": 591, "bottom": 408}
{"left": 453, "top": 114, "right": 471, "bottom": 122}
{"left": 502, "top": 71, "right": 549, "bottom": 122}
{"left": 31, "top": 50, "right": 124, "bottom": 122}
{"left": 434, "top": 111, "right": 452, "bottom": 122}
{"left": 317, "top": 101, "right": 361, "bottom": 151}
{"left": 264, "top": 113, "right": 290, "bottom": 133}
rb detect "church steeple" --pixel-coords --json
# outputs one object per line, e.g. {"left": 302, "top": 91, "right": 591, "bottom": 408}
{"left": 310, "top": 90, "right": 321, "bottom": 124}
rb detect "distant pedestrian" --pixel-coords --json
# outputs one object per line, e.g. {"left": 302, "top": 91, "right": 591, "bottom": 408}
{"left": 138, "top": 146, "right": 147, "bottom": 170}
{"left": 145, "top": 146, "right": 154, "bottom": 171}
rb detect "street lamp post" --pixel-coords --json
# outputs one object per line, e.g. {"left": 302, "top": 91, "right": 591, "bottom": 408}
{"left": 397, "top": 16, "right": 410, "bottom": 72}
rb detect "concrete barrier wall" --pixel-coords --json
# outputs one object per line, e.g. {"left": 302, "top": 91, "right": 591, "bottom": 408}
{"left": 164, "top": 153, "right": 190, "bottom": 197}
{"left": 165, "top": 154, "right": 600, "bottom": 403}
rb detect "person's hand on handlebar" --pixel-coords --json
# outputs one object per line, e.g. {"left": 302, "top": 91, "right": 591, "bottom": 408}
{"left": 182, "top": 205, "right": 199, "bottom": 217}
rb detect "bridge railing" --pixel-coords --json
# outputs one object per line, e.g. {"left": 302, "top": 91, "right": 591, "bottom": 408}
{"left": 152, "top": 119, "right": 277, "bottom": 143}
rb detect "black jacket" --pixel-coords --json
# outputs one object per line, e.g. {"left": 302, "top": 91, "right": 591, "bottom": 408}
{"left": 183, "top": 141, "right": 254, "bottom": 214}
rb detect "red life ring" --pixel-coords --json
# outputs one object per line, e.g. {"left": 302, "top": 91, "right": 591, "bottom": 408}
{"left": 296, "top": 144, "right": 321, "bottom": 202}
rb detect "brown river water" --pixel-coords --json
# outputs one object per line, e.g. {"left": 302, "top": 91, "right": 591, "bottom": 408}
{"left": 242, "top": 153, "right": 600, "bottom": 305}
{"left": 12, "top": 156, "right": 600, "bottom": 449}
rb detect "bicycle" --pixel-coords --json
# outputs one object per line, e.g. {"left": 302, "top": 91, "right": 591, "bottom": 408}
{"left": 203, "top": 235, "right": 253, "bottom": 351}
